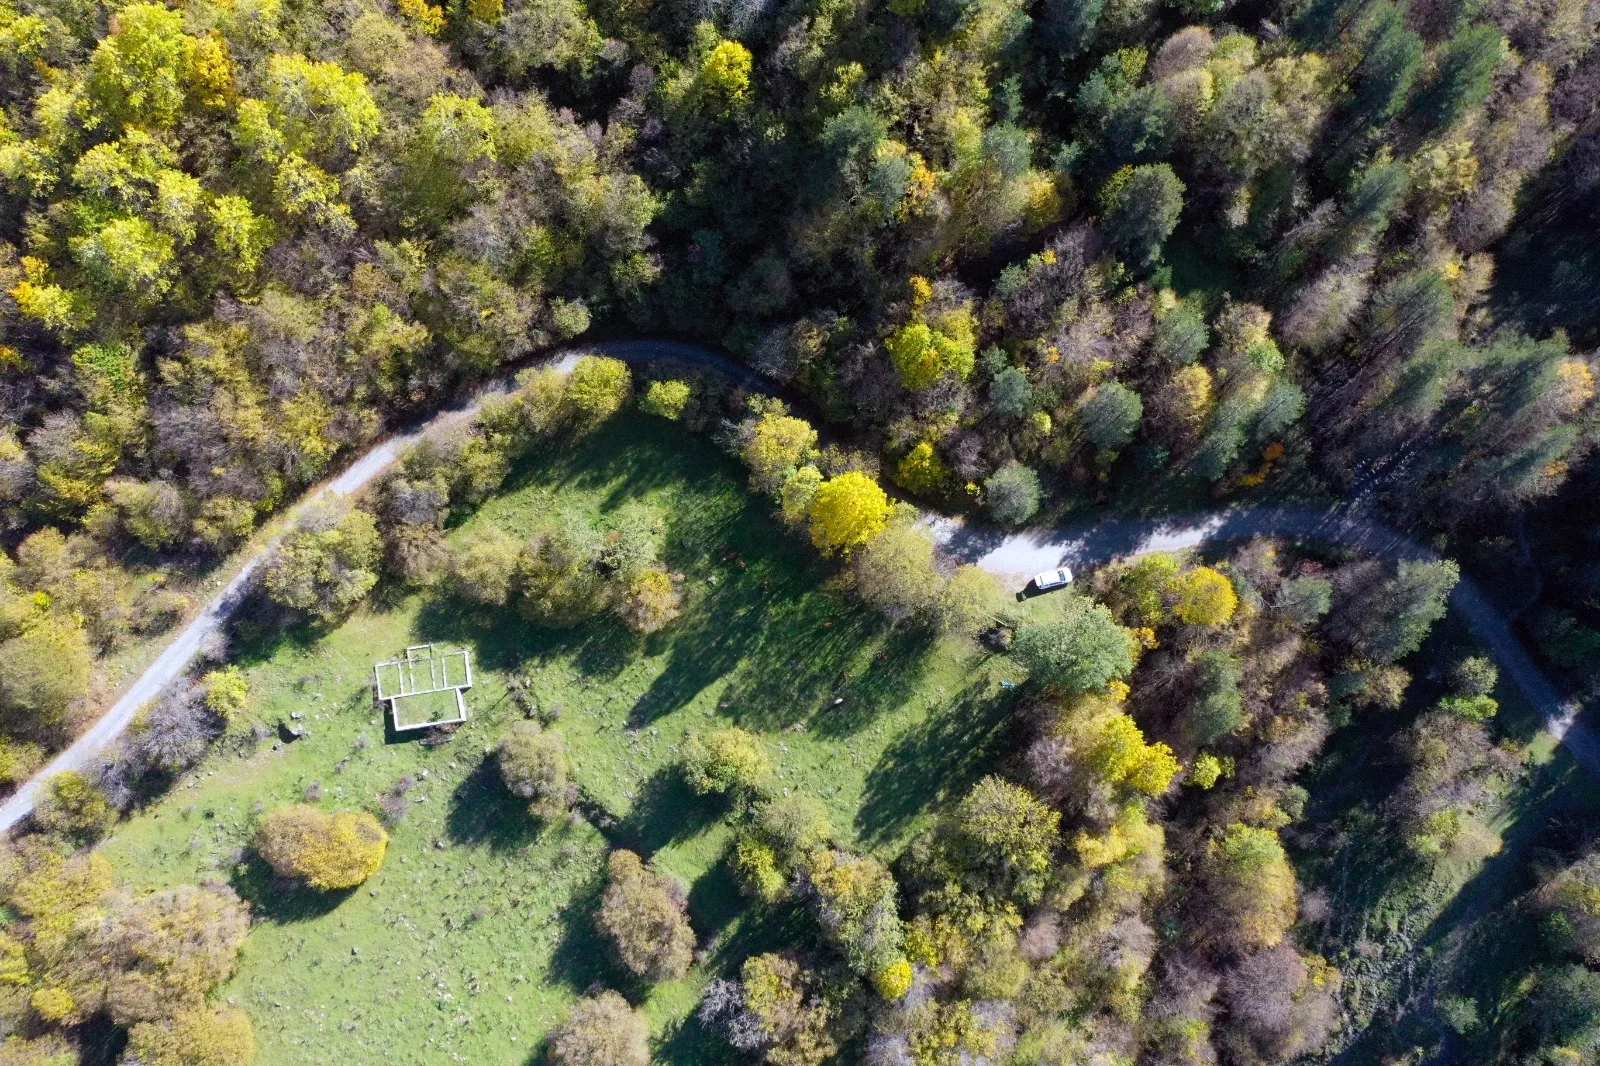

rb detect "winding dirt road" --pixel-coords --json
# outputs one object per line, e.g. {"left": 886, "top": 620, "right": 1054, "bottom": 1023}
{"left": 0, "top": 339, "right": 1590, "bottom": 833}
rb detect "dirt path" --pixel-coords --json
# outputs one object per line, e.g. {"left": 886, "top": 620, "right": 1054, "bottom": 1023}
{"left": 1, "top": 341, "right": 1589, "bottom": 833}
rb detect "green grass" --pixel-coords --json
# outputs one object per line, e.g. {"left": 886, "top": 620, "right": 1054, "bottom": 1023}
{"left": 98, "top": 412, "right": 1028, "bottom": 1066}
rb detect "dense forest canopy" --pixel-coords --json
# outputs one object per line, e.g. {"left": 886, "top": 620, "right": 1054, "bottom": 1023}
{"left": 0, "top": 0, "right": 1598, "bottom": 1059}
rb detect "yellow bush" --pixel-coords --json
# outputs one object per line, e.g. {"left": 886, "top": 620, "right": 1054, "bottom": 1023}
{"left": 29, "top": 986, "right": 73, "bottom": 1022}
{"left": 255, "top": 806, "right": 387, "bottom": 890}
{"left": 1171, "top": 567, "right": 1237, "bottom": 626}
{"left": 872, "top": 958, "right": 913, "bottom": 999}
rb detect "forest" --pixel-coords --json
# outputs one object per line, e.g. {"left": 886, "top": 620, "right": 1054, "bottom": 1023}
{"left": 0, "top": 0, "right": 1596, "bottom": 1058}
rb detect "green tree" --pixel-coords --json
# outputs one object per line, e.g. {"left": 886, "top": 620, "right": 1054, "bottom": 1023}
{"left": 1192, "top": 651, "right": 1244, "bottom": 744}
{"left": 639, "top": 380, "right": 691, "bottom": 419}
{"left": 1277, "top": 576, "right": 1332, "bottom": 625}
{"left": 1350, "top": 2, "right": 1423, "bottom": 123}
{"left": 936, "top": 566, "right": 1007, "bottom": 637}
{"left": 1416, "top": 26, "right": 1505, "bottom": 132}
{"left": 850, "top": 521, "right": 943, "bottom": 623}
{"left": 1203, "top": 823, "right": 1297, "bottom": 951}
{"left": 448, "top": 527, "right": 522, "bottom": 606}
{"left": 262, "top": 509, "right": 382, "bottom": 624}
{"left": 801, "top": 848, "right": 905, "bottom": 976}
{"left": 566, "top": 356, "right": 632, "bottom": 429}
{"left": 497, "top": 721, "right": 570, "bottom": 819}
{"left": 983, "top": 462, "right": 1040, "bottom": 526}
{"left": 936, "top": 776, "right": 1061, "bottom": 906}
{"left": 1153, "top": 299, "right": 1209, "bottom": 364}
{"left": 989, "top": 366, "right": 1034, "bottom": 419}
{"left": 86, "top": 3, "right": 196, "bottom": 131}
{"left": 741, "top": 409, "right": 818, "bottom": 493}
{"left": 33, "top": 771, "right": 113, "bottom": 842}
{"left": 1013, "top": 597, "right": 1135, "bottom": 693}
{"left": 1076, "top": 381, "right": 1144, "bottom": 450}
{"left": 1099, "top": 164, "right": 1185, "bottom": 268}
{"left": 0, "top": 617, "right": 92, "bottom": 734}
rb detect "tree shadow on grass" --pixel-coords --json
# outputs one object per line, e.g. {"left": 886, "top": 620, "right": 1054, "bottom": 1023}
{"left": 652, "top": 1011, "right": 745, "bottom": 1066}
{"left": 546, "top": 864, "right": 663, "bottom": 1004}
{"left": 607, "top": 768, "right": 723, "bottom": 856}
{"left": 229, "top": 854, "right": 355, "bottom": 923}
{"left": 634, "top": 565, "right": 884, "bottom": 731}
{"left": 222, "top": 588, "right": 324, "bottom": 668}
{"left": 688, "top": 845, "right": 748, "bottom": 943}
{"left": 795, "top": 624, "right": 943, "bottom": 739}
{"left": 445, "top": 755, "right": 548, "bottom": 852}
{"left": 854, "top": 675, "right": 1022, "bottom": 849}
{"left": 411, "top": 591, "right": 637, "bottom": 689}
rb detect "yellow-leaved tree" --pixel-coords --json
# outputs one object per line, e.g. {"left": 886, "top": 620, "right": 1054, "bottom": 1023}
{"left": 255, "top": 806, "right": 387, "bottom": 890}
{"left": 807, "top": 472, "right": 890, "bottom": 555}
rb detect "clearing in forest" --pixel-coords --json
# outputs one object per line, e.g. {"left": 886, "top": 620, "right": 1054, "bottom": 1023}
{"left": 96, "top": 411, "right": 1030, "bottom": 1066}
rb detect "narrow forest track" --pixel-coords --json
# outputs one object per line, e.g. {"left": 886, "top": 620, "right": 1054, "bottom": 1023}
{"left": 0, "top": 338, "right": 1591, "bottom": 834}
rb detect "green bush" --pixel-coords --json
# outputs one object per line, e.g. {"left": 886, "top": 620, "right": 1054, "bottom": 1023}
{"left": 680, "top": 727, "right": 773, "bottom": 796}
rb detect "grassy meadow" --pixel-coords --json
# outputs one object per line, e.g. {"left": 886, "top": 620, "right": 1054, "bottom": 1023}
{"left": 97, "top": 411, "right": 1031, "bottom": 1066}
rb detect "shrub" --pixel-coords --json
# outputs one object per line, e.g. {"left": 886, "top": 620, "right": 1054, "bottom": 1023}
{"left": 123, "top": 1006, "right": 256, "bottom": 1066}
{"left": 0, "top": 740, "right": 44, "bottom": 788}
{"left": 596, "top": 850, "right": 694, "bottom": 982}
{"left": 255, "top": 806, "right": 387, "bottom": 890}
{"left": 681, "top": 727, "right": 773, "bottom": 795}
{"left": 639, "top": 379, "right": 691, "bottom": 420}
{"left": 566, "top": 356, "right": 631, "bottom": 429}
{"left": 732, "top": 835, "right": 788, "bottom": 903}
{"left": 547, "top": 991, "right": 649, "bottom": 1066}
{"left": 261, "top": 508, "right": 382, "bottom": 624}
{"left": 618, "top": 568, "right": 681, "bottom": 633}
{"left": 447, "top": 527, "right": 522, "bottom": 606}
{"left": 983, "top": 462, "right": 1040, "bottom": 526}
{"left": 33, "top": 771, "right": 113, "bottom": 842}
{"left": 496, "top": 721, "right": 570, "bottom": 819}
{"left": 194, "top": 668, "right": 245, "bottom": 721}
